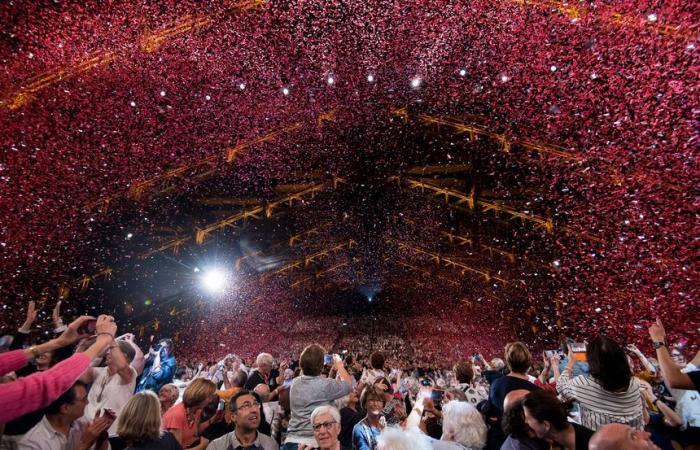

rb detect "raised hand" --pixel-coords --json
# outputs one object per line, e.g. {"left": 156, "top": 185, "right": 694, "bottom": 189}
{"left": 52, "top": 300, "right": 63, "bottom": 327}
{"left": 20, "top": 301, "right": 38, "bottom": 332}
{"left": 54, "top": 316, "right": 96, "bottom": 347}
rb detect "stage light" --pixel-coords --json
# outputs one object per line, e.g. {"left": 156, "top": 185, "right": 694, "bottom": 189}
{"left": 205, "top": 95, "right": 211, "bottom": 101}
{"left": 368, "top": 296, "right": 373, "bottom": 303}
{"left": 193, "top": 267, "right": 200, "bottom": 273}
{"left": 239, "top": 83, "right": 246, "bottom": 90}
{"left": 202, "top": 267, "right": 228, "bottom": 293}
{"left": 459, "top": 69, "right": 466, "bottom": 77}
{"left": 367, "top": 74, "right": 375, "bottom": 82}
{"left": 327, "top": 76, "right": 335, "bottom": 85}
{"left": 410, "top": 77, "right": 422, "bottom": 89}
{"left": 550, "top": 65, "right": 557, "bottom": 72}
{"left": 125, "top": 233, "right": 133, "bottom": 240}
{"left": 160, "top": 91, "right": 166, "bottom": 97}
{"left": 282, "top": 87, "right": 290, "bottom": 96}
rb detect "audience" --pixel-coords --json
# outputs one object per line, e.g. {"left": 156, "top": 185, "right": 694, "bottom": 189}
{"left": 117, "top": 391, "right": 182, "bottom": 449}
{"left": 300, "top": 405, "right": 342, "bottom": 450}
{"left": 353, "top": 386, "right": 386, "bottom": 450}
{"left": 0, "top": 303, "right": 698, "bottom": 450}
{"left": 162, "top": 378, "right": 217, "bottom": 449}
{"left": 589, "top": 423, "right": 661, "bottom": 450}
{"left": 283, "top": 346, "right": 352, "bottom": 449}
{"left": 521, "top": 390, "right": 593, "bottom": 450}
{"left": 18, "top": 381, "right": 113, "bottom": 450}
{"left": 557, "top": 336, "right": 644, "bottom": 430}
{"left": 207, "top": 390, "right": 278, "bottom": 450}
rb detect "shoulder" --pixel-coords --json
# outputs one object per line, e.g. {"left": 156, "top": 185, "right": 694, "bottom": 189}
{"left": 258, "top": 432, "right": 277, "bottom": 448}
{"left": 208, "top": 432, "right": 234, "bottom": 450}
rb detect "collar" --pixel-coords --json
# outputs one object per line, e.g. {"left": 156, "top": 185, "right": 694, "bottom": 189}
{"left": 231, "top": 429, "right": 262, "bottom": 448}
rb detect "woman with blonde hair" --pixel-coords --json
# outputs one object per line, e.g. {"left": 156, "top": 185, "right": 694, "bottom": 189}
{"left": 117, "top": 391, "right": 182, "bottom": 449}
{"left": 162, "top": 378, "right": 218, "bottom": 449}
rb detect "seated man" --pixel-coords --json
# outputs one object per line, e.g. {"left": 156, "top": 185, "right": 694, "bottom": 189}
{"left": 18, "top": 381, "right": 114, "bottom": 450}
{"left": 207, "top": 390, "right": 278, "bottom": 450}
{"left": 589, "top": 423, "right": 660, "bottom": 450}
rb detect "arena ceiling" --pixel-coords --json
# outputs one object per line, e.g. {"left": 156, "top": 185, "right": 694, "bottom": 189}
{"left": 0, "top": 0, "right": 697, "bottom": 352}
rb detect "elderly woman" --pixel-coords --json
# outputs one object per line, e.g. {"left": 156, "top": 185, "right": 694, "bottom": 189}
{"left": 117, "top": 391, "right": 182, "bottom": 449}
{"left": 299, "top": 405, "right": 342, "bottom": 450}
{"left": 406, "top": 390, "right": 487, "bottom": 450}
{"left": 353, "top": 386, "right": 387, "bottom": 450}
{"left": 158, "top": 384, "right": 180, "bottom": 416}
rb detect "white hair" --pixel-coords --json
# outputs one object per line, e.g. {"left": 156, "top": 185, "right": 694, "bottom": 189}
{"left": 310, "top": 405, "right": 341, "bottom": 425}
{"left": 255, "top": 352, "right": 274, "bottom": 367}
{"left": 377, "top": 427, "right": 432, "bottom": 450}
{"left": 441, "top": 401, "right": 487, "bottom": 449}
{"left": 491, "top": 358, "right": 505, "bottom": 370}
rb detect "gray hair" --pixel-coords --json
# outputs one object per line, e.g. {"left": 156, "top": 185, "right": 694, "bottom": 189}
{"left": 441, "top": 401, "right": 487, "bottom": 448}
{"left": 256, "top": 352, "right": 274, "bottom": 367}
{"left": 377, "top": 427, "right": 432, "bottom": 450}
{"left": 310, "top": 405, "right": 341, "bottom": 425}
{"left": 491, "top": 358, "right": 505, "bottom": 370}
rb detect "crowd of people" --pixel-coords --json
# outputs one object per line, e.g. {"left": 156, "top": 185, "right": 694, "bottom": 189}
{"left": 0, "top": 300, "right": 698, "bottom": 450}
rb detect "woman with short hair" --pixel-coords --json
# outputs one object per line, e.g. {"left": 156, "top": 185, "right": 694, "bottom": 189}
{"left": 117, "top": 391, "right": 182, "bottom": 449}
{"left": 353, "top": 386, "right": 387, "bottom": 450}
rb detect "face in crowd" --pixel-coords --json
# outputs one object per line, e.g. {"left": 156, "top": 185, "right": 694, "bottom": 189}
{"left": 312, "top": 412, "right": 341, "bottom": 449}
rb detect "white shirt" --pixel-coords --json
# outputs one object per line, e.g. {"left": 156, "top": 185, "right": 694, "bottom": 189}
{"left": 18, "top": 416, "right": 91, "bottom": 450}
{"left": 672, "top": 363, "right": 700, "bottom": 429}
{"left": 84, "top": 366, "right": 137, "bottom": 436}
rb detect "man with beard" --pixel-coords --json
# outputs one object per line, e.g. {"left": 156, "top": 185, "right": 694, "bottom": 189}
{"left": 207, "top": 390, "right": 277, "bottom": 450}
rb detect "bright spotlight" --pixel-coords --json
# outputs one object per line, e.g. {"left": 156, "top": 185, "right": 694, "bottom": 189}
{"left": 201, "top": 268, "right": 228, "bottom": 293}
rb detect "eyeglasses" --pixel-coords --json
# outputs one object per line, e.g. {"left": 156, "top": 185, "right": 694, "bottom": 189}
{"left": 237, "top": 401, "right": 260, "bottom": 411}
{"left": 313, "top": 421, "right": 337, "bottom": 431}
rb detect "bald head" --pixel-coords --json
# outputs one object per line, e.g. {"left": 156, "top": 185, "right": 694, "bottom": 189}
{"left": 503, "top": 389, "right": 530, "bottom": 412}
{"left": 589, "top": 423, "right": 659, "bottom": 450}
{"left": 254, "top": 383, "right": 270, "bottom": 402}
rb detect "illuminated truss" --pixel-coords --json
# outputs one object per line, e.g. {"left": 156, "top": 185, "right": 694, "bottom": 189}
{"left": 140, "top": 14, "right": 212, "bottom": 53}
{"left": 512, "top": 0, "right": 693, "bottom": 41}
{"left": 226, "top": 123, "right": 303, "bottom": 162}
{"left": 418, "top": 113, "right": 579, "bottom": 161}
{"left": 195, "top": 177, "right": 345, "bottom": 245}
{"left": 56, "top": 267, "right": 114, "bottom": 300}
{"left": 3, "top": 51, "right": 117, "bottom": 110}
{"left": 439, "top": 232, "right": 516, "bottom": 264}
{"left": 390, "top": 240, "right": 511, "bottom": 286}
{"left": 85, "top": 121, "right": 308, "bottom": 213}
{"left": 406, "top": 164, "right": 472, "bottom": 175}
{"left": 3, "top": 1, "right": 267, "bottom": 110}
{"left": 395, "top": 261, "right": 461, "bottom": 287}
{"left": 290, "top": 261, "right": 350, "bottom": 288}
{"left": 262, "top": 240, "right": 356, "bottom": 281}
{"left": 390, "top": 176, "right": 554, "bottom": 233}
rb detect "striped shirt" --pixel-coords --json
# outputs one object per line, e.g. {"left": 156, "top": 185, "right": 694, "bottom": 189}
{"left": 556, "top": 367, "right": 644, "bottom": 431}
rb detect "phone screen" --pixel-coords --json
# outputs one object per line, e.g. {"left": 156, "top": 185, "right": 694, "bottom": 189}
{"left": 323, "top": 354, "right": 333, "bottom": 365}
{"left": 431, "top": 389, "right": 444, "bottom": 403}
{"left": 217, "top": 399, "right": 225, "bottom": 411}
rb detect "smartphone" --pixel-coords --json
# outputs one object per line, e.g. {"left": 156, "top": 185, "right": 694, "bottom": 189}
{"left": 570, "top": 342, "right": 587, "bottom": 361}
{"left": 420, "top": 378, "right": 432, "bottom": 387}
{"left": 544, "top": 350, "right": 558, "bottom": 358}
{"left": 284, "top": 379, "right": 292, "bottom": 388}
{"left": 217, "top": 399, "right": 225, "bottom": 411}
{"left": 324, "top": 354, "right": 333, "bottom": 365}
{"left": 78, "top": 319, "right": 97, "bottom": 335}
{"left": 431, "top": 389, "right": 444, "bottom": 403}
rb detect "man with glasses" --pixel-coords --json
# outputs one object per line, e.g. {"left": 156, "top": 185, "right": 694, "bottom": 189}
{"left": 19, "top": 381, "right": 114, "bottom": 450}
{"left": 207, "top": 390, "right": 277, "bottom": 450}
{"left": 299, "top": 406, "right": 342, "bottom": 450}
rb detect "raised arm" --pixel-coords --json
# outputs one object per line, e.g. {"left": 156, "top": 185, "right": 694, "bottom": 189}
{"left": 649, "top": 319, "right": 695, "bottom": 390}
